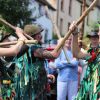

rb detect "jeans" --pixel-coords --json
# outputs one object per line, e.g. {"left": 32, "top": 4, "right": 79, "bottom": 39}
{"left": 57, "top": 80, "right": 78, "bottom": 100}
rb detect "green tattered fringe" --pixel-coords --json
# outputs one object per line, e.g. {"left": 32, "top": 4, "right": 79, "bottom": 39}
{"left": 14, "top": 45, "right": 47, "bottom": 100}
{"left": 0, "top": 45, "right": 47, "bottom": 100}
{"left": 75, "top": 54, "right": 100, "bottom": 100}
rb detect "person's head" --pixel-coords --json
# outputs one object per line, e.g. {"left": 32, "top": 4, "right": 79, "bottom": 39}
{"left": 87, "top": 30, "right": 99, "bottom": 47}
{"left": 64, "top": 35, "right": 72, "bottom": 50}
{"left": 24, "top": 24, "right": 43, "bottom": 44}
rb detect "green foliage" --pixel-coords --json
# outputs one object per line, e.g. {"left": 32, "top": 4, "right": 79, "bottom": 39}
{"left": 87, "top": 21, "right": 100, "bottom": 32}
{"left": 90, "top": 22, "right": 99, "bottom": 31}
{"left": 0, "top": 0, "right": 32, "bottom": 28}
{"left": 0, "top": 25, "right": 12, "bottom": 34}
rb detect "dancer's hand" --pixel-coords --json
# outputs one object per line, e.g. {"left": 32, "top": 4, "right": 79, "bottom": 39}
{"left": 69, "top": 21, "right": 79, "bottom": 35}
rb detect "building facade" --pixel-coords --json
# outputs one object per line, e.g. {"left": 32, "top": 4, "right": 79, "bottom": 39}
{"left": 29, "top": 0, "right": 56, "bottom": 43}
{"left": 28, "top": 0, "right": 100, "bottom": 40}
{"left": 56, "top": 0, "right": 100, "bottom": 36}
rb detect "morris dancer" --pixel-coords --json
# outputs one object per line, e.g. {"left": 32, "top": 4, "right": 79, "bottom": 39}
{"left": 0, "top": 27, "right": 26, "bottom": 100}
{"left": 71, "top": 22, "right": 100, "bottom": 100}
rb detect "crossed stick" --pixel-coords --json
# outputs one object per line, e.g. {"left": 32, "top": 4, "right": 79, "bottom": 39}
{"left": 0, "top": 18, "right": 38, "bottom": 46}
{"left": 45, "top": 6, "right": 71, "bottom": 63}
{"left": 53, "top": 0, "right": 98, "bottom": 52}
{"left": 0, "top": 40, "right": 38, "bottom": 46}
{"left": 45, "top": 0, "right": 98, "bottom": 62}
{"left": 0, "top": 18, "right": 33, "bottom": 40}
{"left": 0, "top": 0, "right": 98, "bottom": 48}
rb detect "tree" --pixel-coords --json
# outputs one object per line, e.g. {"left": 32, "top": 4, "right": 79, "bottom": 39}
{"left": 0, "top": 0, "right": 32, "bottom": 28}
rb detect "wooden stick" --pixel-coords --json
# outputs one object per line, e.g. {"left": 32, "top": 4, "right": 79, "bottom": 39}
{"left": 0, "top": 18, "right": 16, "bottom": 30}
{"left": 79, "top": 0, "right": 86, "bottom": 48}
{"left": 24, "top": 32, "right": 33, "bottom": 40}
{"left": 54, "top": 0, "right": 98, "bottom": 52}
{"left": 0, "top": 40, "right": 38, "bottom": 46}
{"left": 0, "top": 18, "right": 33, "bottom": 40}
{"left": 45, "top": 6, "right": 71, "bottom": 63}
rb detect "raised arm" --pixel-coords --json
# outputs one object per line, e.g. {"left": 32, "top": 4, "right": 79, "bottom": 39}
{"left": 33, "top": 48, "right": 60, "bottom": 59}
{"left": 70, "top": 22, "right": 88, "bottom": 59}
{"left": 33, "top": 39, "right": 63, "bottom": 59}
{"left": 0, "top": 27, "right": 26, "bottom": 56}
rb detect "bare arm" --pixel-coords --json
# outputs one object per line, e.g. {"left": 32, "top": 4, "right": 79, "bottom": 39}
{"left": 0, "top": 40, "right": 23, "bottom": 56}
{"left": 0, "top": 27, "right": 26, "bottom": 56}
{"left": 69, "top": 21, "right": 89, "bottom": 59}
{"left": 33, "top": 38, "right": 63, "bottom": 59}
{"left": 72, "top": 33, "right": 89, "bottom": 59}
{"left": 33, "top": 48, "right": 60, "bottom": 59}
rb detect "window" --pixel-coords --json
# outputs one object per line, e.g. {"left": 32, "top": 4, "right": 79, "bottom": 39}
{"left": 61, "top": 0, "right": 64, "bottom": 11}
{"left": 86, "top": 15, "right": 89, "bottom": 26}
{"left": 68, "top": 0, "right": 72, "bottom": 16}
{"left": 60, "top": 18, "right": 63, "bottom": 35}
{"left": 80, "top": 4, "right": 82, "bottom": 16}
{"left": 44, "top": 29, "right": 48, "bottom": 43}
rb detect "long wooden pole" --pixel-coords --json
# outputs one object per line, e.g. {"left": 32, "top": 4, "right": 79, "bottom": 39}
{"left": 54, "top": 0, "right": 98, "bottom": 52}
{"left": 0, "top": 40, "right": 38, "bottom": 46}
{"left": 79, "top": 0, "right": 86, "bottom": 48}
{"left": 0, "top": 18, "right": 33, "bottom": 40}
{"left": 45, "top": 6, "right": 70, "bottom": 63}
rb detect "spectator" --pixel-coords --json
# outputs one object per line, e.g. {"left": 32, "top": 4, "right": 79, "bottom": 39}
{"left": 55, "top": 36, "right": 79, "bottom": 100}
{"left": 71, "top": 21, "right": 100, "bottom": 100}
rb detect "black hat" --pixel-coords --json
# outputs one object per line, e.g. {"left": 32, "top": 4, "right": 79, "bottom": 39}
{"left": 87, "top": 30, "right": 99, "bottom": 38}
